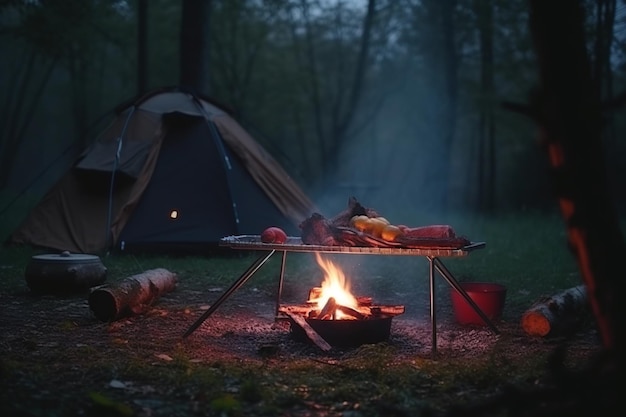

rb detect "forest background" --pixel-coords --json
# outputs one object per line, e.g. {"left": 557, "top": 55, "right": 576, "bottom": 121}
{"left": 1, "top": 0, "right": 625, "bottom": 228}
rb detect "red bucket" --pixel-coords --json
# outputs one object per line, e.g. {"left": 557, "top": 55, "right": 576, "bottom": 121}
{"left": 450, "top": 282, "right": 506, "bottom": 325}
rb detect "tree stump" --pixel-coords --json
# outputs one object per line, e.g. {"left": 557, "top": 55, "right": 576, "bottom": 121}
{"left": 521, "top": 285, "right": 590, "bottom": 337}
{"left": 88, "top": 268, "right": 178, "bottom": 322}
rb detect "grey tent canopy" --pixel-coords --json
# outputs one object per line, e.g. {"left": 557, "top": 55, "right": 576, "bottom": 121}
{"left": 10, "top": 87, "right": 316, "bottom": 254}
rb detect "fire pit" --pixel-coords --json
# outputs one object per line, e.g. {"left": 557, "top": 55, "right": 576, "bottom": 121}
{"left": 277, "top": 253, "right": 405, "bottom": 348}
{"left": 279, "top": 300, "right": 404, "bottom": 348}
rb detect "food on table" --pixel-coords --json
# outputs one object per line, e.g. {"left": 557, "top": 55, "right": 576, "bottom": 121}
{"left": 261, "top": 227, "right": 288, "bottom": 244}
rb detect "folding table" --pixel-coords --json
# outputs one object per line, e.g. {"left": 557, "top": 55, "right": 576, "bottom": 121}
{"left": 183, "top": 236, "right": 498, "bottom": 357}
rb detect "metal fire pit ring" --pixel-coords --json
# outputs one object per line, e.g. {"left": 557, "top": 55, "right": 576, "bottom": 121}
{"left": 289, "top": 315, "right": 394, "bottom": 347}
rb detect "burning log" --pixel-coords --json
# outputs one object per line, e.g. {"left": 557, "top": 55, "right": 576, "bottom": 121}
{"left": 88, "top": 268, "right": 177, "bottom": 322}
{"left": 279, "top": 304, "right": 405, "bottom": 318}
{"left": 521, "top": 285, "right": 590, "bottom": 337}
{"left": 318, "top": 297, "right": 338, "bottom": 320}
{"left": 370, "top": 305, "right": 405, "bottom": 316}
{"left": 337, "top": 304, "right": 365, "bottom": 320}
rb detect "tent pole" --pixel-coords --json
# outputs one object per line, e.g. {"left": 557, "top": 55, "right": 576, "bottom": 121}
{"left": 189, "top": 94, "right": 242, "bottom": 230}
{"left": 105, "top": 106, "right": 136, "bottom": 254}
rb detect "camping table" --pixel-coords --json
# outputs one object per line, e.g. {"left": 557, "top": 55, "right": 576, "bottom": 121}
{"left": 182, "top": 236, "right": 498, "bottom": 357}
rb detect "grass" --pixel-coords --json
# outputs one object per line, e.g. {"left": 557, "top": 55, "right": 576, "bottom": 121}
{"left": 0, "top": 211, "right": 607, "bottom": 417}
{"left": 0, "top": 210, "right": 582, "bottom": 315}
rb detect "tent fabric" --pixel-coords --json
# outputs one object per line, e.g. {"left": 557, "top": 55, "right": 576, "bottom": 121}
{"left": 10, "top": 87, "right": 317, "bottom": 254}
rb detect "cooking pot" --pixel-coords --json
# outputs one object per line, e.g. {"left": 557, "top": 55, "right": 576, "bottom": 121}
{"left": 25, "top": 251, "right": 107, "bottom": 294}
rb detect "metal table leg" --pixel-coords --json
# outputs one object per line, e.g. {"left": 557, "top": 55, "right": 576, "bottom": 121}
{"left": 274, "top": 250, "right": 287, "bottom": 316}
{"left": 428, "top": 257, "right": 437, "bottom": 358}
{"left": 182, "top": 250, "right": 276, "bottom": 338}
{"left": 431, "top": 256, "right": 500, "bottom": 335}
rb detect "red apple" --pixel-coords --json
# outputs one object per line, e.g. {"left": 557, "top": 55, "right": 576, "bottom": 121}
{"left": 260, "top": 227, "right": 288, "bottom": 244}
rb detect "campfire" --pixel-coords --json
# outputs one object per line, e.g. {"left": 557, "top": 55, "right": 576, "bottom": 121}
{"left": 278, "top": 253, "right": 405, "bottom": 349}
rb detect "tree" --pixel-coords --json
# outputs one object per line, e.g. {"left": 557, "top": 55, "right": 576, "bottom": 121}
{"left": 288, "top": 0, "right": 379, "bottom": 187}
{"left": 395, "top": 0, "right": 462, "bottom": 211}
{"left": 526, "top": 0, "right": 626, "bottom": 358}
{"left": 179, "top": 0, "right": 212, "bottom": 94}
{"left": 0, "top": 1, "right": 127, "bottom": 187}
{"left": 137, "top": 0, "right": 148, "bottom": 95}
{"left": 475, "top": 0, "right": 496, "bottom": 212}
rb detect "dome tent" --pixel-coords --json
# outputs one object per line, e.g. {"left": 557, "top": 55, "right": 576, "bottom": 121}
{"left": 10, "top": 87, "right": 316, "bottom": 254}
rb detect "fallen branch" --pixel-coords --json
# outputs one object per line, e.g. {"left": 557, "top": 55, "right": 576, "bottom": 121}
{"left": 88, "top": 268, "right": 178, "bottom": 322}
{"left": 521, "top": 285, "right": 590, "bottom": 337}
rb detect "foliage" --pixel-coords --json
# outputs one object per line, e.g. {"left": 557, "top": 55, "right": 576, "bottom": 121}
{"left": 1, "top": 1, "right": 625, "bottom": 212}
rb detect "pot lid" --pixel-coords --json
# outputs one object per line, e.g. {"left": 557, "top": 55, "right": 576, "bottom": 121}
{"left": 31, "top": 251, "right": 102, "bottom": 263}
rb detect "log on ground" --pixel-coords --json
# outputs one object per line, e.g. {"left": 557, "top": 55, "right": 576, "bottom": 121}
{"left": 521, "top": 285, "right": 590, "bottom": 337}
{"left": 88, "top": 268, "right": 178, "bottom": 321}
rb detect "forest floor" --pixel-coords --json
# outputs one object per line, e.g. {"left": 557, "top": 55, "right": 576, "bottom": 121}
{"left": 0, "top": 273, "right": 610, "bottom": 417}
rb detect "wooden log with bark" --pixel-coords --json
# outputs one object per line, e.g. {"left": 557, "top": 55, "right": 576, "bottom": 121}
{"left": 88, "top": 268, "right": 178, "bottom": 322}
{"left": 521, "top": 285, "right": 590, "bottom": 337}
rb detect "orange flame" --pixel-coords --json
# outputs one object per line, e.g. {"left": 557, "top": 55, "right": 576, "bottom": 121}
{"left": 314, "top": 252, "right": 358, "bottom": 314}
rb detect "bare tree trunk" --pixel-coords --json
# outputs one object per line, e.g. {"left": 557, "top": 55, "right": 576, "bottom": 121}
{"left": 592, "top": 0, "right": 620, "bottom": 207}
{"left": 180, "top": 0, "right": 211, "bottom": 94}
{"left": 0, "top": 50, "right": 58, "bottom": 188}
{"left": 527, "top": 0, "right": 626, "bottom": 355}
{"left": 476, "top": 0, "right": 496, "bottom": 212}
{"left": 593, "top": 0, "right": 616, "bottom": 101}
{"left": 297, "top": 0, "right": 377, "bottom": 182}
{"left": 421, "top": 0, "right": 458, "bottom": 210}
{"left": 137, "top": 0, "right": 148, "bottom": 96}
{"left": 439, "top": 0, "right": 458, "bottom": 210}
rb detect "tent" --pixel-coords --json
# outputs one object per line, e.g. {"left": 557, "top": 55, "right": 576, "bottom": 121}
{"left": 10, "top": 87, "right": 316, "bottom": 254}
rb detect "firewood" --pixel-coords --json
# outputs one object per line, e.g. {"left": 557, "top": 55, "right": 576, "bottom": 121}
{"left": 282, "top": 311, "right": 332, "bottom": 351}
{"left": 370, "top": 305, "right": 406, "bottom": 316}
{"left": 521, "top": 285, "right": 590, "bottom": 337}
{"left": 336, "top": 304, "right": 365, "bottom": 320}
{"left": 318, "top": 297, "right": 337, "bottom": 320}
{"left": 88, "top": 268, "right": 178, "bottom": 322}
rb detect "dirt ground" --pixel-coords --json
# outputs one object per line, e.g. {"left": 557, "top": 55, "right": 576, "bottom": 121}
{"left": 0, "top": 256, "right": 612, "bottom": 417}
{"left": 1, "top": 274, "right": 602, "bottom": 358}
{"left": 1, "top": 272, "right": 606, "bottom": 417}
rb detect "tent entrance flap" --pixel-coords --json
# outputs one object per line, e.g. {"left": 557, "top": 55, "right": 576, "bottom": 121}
{"left": 190, "top": 94, "right": 240, "bottom": 227}
{"left": 118, "top": 115, "right": 238, "bottom": 246}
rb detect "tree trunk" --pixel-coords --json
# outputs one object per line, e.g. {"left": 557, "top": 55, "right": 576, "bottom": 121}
{"left": 88, "top": 268, "right": 178, "bottom": 322}
{"left": 179, "top": 0, "right": 211, "bottom": 93}
{"left": 521, "top": 285, "right": 589, "bottom": 337}
{"left": 476, "top": 0, "right": 496, "bottom": 212}
{"left": 527, "top": 0, "right": 626, "bottom": 355}
{"left": 137, "top": 0, "right": 148, "bottom": 95}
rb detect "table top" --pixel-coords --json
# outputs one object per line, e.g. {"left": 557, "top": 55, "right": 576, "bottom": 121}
{"left": 220, "top": 235, "right": 486, "bottom": 257}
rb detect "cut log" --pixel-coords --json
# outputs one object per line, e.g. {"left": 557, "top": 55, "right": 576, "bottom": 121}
{"left": 521, "top": 285, "right": 590, "bottom": 337}
{"left": 88, "top": 268, "right": 178, "bottom": 322}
